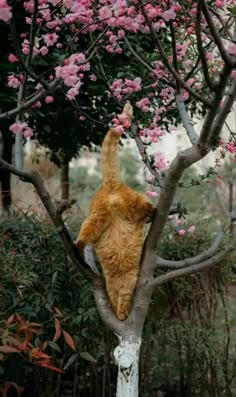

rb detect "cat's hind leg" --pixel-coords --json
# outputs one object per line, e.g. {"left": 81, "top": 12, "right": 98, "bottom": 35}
{"left": 116, "top": 270, "right": 138, "bottom": 320}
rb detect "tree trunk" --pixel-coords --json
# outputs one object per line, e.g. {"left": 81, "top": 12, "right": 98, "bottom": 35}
{"left": 60, "top": 162, "right": 70, "bottom": 202}
{"left": 114, "top": 335, "right": 141, "bottom": 397}
{"left": 0, "top": 131, "right": 13, "bottom": 215}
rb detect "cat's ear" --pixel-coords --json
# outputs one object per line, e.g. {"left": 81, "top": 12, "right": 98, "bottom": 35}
{"left": 122, "top": 101, "right": 133, "bottom": 121}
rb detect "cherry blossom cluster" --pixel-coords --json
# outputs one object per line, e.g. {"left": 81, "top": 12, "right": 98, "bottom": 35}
{"left": 140, "top": 126, "right": 165, "bottom": 143}
{"left": 55, "top": 53, "right": 90, "bottom": 100}
{"left": 9, "top": 121, "right": 33, "bottom": 138}
{"left": 0, "top": 0, "right": 11, "bottom": 22}
{"left": 111, "top": 111, "right": 132, "bottom": 134}
{"left": 109, "top": 78, "right": 142, "bottom": 101}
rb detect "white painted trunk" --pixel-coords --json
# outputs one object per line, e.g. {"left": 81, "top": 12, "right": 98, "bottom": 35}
{"left": 114, "top": 335, "right": 141, "bottom": 397}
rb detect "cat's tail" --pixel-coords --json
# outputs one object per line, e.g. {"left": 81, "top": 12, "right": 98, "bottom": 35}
{"left": 101, "top": 102, "right": 133, "bottom": 189}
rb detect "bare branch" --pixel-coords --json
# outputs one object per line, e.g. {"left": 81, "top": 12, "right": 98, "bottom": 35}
{"left": 156, "top": 230, "right": 224, "bottom": 269}
{"left": 202, "top": 0, "right": 233, "bottom": 66}
{"left": 0, "top": 80, "right": 60, "bottom": 120}
{"left": 208, "top": 79, "right": 236, "bottom": 147}
{"left": 198, "top": 63, "right": 231, "bottom": 148}
{"left": 137, "top": 0, "right": 212, "bottom": 108}
{"left": 196, "top": 0, "right": 215, "bottom": 91}
{"left": 0, "top": 157, "right": 98, "bottom": 281}
{"left": 152, "top": 244, "right": 235, "bottom": 287}
{"left": 131, "top": 124, "right": 163, "bottom": 186}
{"left": 176, "top": 93, "right": 198, "bottom": 145}
{"left": 92, "top": 278, "right": 128, "bottom": 335}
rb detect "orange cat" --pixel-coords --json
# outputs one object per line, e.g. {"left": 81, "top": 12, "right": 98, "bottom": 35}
{"left": 75, "top": 104, "right": 155, "bottom": 320}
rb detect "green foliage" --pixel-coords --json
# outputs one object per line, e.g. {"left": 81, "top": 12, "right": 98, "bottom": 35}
{"left": 0, "top": 215, "right": 235, "bottom": 396}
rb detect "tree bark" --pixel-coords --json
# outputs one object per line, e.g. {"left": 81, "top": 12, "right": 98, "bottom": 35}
{"left": 60, "top": 161, "right": 70, "bottom": 202}
{"left": 114, "top": 335, "right": 141, "bottom": 397}
{"left": 0, "top": 130, "right": 13, "bottom": 215}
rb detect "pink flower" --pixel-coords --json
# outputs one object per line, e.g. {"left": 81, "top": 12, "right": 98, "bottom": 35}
{"left": 99, "top": 5, "right": 112, "bottom": 20}
{"left": 42, "top": 33, "right": 59, "bottom": 47}
{"left": 90, "top": 74, "right": 97, "bottom": 81}
{"left": 179, "top": 229, "right": 185, "bottom": 236}
{"left": 146, "top": 190, "right": 158, "bottom": 197}
{"left": 228, "top": 43, "right": 236, "bottom": 56}
{"left": 23, "top": 128, "right": 33, "bottom": 138}
{"left": 177, "top": 219, "right": 183, "bottom": 225}
{"left": 0, "top": 0, "right": 12, "bottom": 22}
{"left": 8, "top": 75, "right": 21, "bottom": 88}
{"left": 154, "top": 152, "right": 169, "bottom": 170}
{"left": 162, "top": 8, "right": 176, "bottom": 21}
{"left": 66, "top": 87, "right": 79, "bottom": 100}
{"left": 231, "top": 70, "right": 236, "bottom": 78}
{"left": 40, "top": 46, "right": 49, "bottom": 56}
{"left": 8, "top": 53, "right": 19, "bottom": 63}
{"left": 45, "top": 96, "right": 54, "bottom": 104}
{"left": 32, "top": 101, "right": 42, "bottom": 109}
{"left": 188, "top": 225, "right": 196, "bottom": 233}
{"left": 9, "top": 121, "right": 27, "bottom": 134}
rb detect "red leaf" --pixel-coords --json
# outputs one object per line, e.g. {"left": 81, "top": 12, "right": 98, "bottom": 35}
{"left": 30, "top": 348, "right": 51, "bottom": 360}
{"left": 37, "top": 359, "right": 65, "bottom": 373}
{"left": 62, "top": 330, "right": 76, "bottom": 352}
{"left": 52, "top": 318, "right": 61, "bottom": 343}
{"left": 0, "top": 346, "right": 20, "bottom": 354}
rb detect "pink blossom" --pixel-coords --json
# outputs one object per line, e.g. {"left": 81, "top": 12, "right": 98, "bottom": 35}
{"left": 40, "top": 46, "right": 49, "bottom": 56}
{"left": 90, "top": 74, "right": 97, "bottom": 81}
{"left": 0, "top": 0, "right": 12, "bottom": 22}
{"left": 66, "top": 87, "right": 79, "bottom": 100}
{"left": 179, "top": 229, "right": 185, "bottom": 236}
{"left": 177, "top": 219, "right": 183, "bottom": 225}
{"left": 45, "top": 96, "right": 54, "bottom": 104}
{"left": 42, "top": 33, "right": 59, "bottom": 47}
{"left": 23, "top": 128, "right": 33, "bottom": 138}
{"left": 227, "top": 142, "right": 236, "bottom": 153}
{"left": 231, "top": 70, "right": 236, "bottom": 78}
{"left": 99, "top": 5, "right": 112, "bottom": 20}
{"left": 8, "top": 75, "right": 21, "bottom": 88}
{"left": 32, "top": 101, "right": 42, "bottom": 109}
{"left": 8, "top": 53, "right": 19, "bottom": 63}
{"left": 162, "top": 8, "right": 176, "bottom": 22}
{"left": 154, "top": 152, "right": 169, "bottom": 170}
{"left": 188, "top": 225, "right": 196, "bottom": 233}
{"left": 136, "top": 97, "right": 150, "bottom": 112}
{"left": 9, "top": 121, "right": 27, "bottom": 134}
{"left": 146, "top": 190, "right": 158, "bottom": 197}
{"left": 228, "top": 43, "right": 236, "bottom": 56}
{"left": 79, "top": 115, "right": 86, "bottom": 121}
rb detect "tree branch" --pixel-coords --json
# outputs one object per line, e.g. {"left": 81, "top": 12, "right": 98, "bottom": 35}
{"left": 152, "top": 244, "right": 235, "bottom": 287}
{"left": 198, "top": 63, "right": 231, "bottom": 148}
{"left": 208, "top": 79, "right": 236, "bottom": 147}
{"left": 202, "top": 0, "right": 233, "bottom": 66}
{"left": 0, "top": 80, "right": 60, "bottom": 120}
{"left": 156, "top": 229, "right": 224, "bottom": 269}
{"left": 131, "top": 124, "right": 163, "bottom": 186}
{"left": 137, "top": 0, "right": 212, "bottom": 108}
{"left": 176, "top": 93, "right": 198, "bottom": 145}
{"left": 196, "top": 0, "right": 215, "bottom": 91}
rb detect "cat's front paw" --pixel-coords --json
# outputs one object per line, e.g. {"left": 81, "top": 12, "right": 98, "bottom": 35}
{"left": 145, "top": 203, "right": 156, "bottom": 222}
